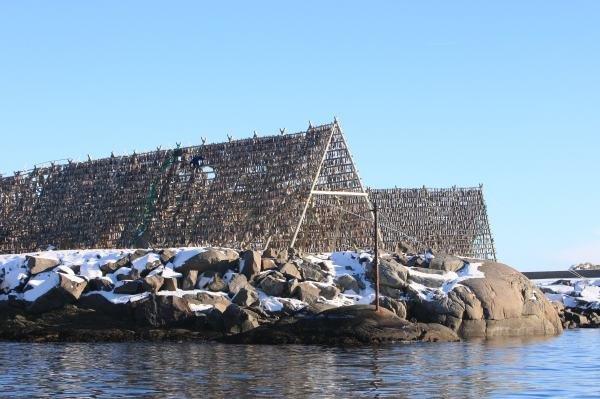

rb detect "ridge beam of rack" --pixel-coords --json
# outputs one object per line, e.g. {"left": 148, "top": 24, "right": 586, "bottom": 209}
{"left": 311, "top": 190, "right": 368, "bottom": 197}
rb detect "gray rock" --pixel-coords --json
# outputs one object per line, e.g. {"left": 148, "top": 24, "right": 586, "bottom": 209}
{"left": 159, "top": 249, "right": 177, "bottom": 264}
{"left": 297, "top": 262, "right": 327, "bottom": 282}
{"left": 241, "top": 250, "right": 262, "bottom": 280}
{"left": 223, "top": 303, "right": 260, "bottom": 334}
{"left": 207, "top": 275, "right": 228, "bottom": 292}
{"left": 114, "top": 280, "right": 144, "bottom": 295}
{"left": 295, "top": 282, "right": 321, "bottom": 304}
{"left": 374, "top": 296, "right": 407, "bottom": 319}
{"left": 411, "top": 260, "right": 563, "bottom": 339}
{"left": 182, "top": 270, "right": 198, "bottom": 290}
{"left": 232, "top": 286, "right": 259, "bottom": 307}
{"left": 86, "top": 278, "right": 114, "bottom": 293}
{"left": 259, "top": 275, "right": 287, "bottom": 297}
{"left": 228, "top": 274, "right": 249, "bottom": 296}
{"left": 26, "top": 256, "right": 60, "bottom": 275}
{"left": 134, "top": 294, "right": 192, "bottom": 327}
{"left": 317, "top": 285, "right": 340, "bottom": 300}
{"left": 100, "top": 254, "right": 131, "bottom": 274}
{"left": 176, "top": 248, "right": 238, "bottom": 274}
{"left": 27, "top": 273, "right": 88, "bottom": 313}
{"left": 186, "top": 291, "right": 232, "bottom": 308}
{"left": 279, "top": 263, "right": 302, "bottom": 280}
{"left": 142, "top": 275, "right": 164, "bottom": 293}
{"left": 335, "top": 274, "right": 360, "bottom": 293}
{"left": 261, "top": 258, "right": 277, "bottom": 271}
{"left": 429, "top": 255, "right": 465, "bottom": 272}
{"left": 160, "top": 277, "right": 178, "bottom": 291}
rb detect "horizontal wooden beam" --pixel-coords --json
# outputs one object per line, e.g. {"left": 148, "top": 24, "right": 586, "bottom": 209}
{"left": 311, "top": 190, "right": 368, "bottom": 197}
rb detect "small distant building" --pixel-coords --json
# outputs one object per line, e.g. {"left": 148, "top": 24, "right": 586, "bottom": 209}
{"left": 0, "top": 120, "right": 496, "bottom": 259}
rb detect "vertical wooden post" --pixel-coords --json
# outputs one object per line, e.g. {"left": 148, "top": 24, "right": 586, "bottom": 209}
{"left": 373, "top": 202, "right": 380, "bottom": 312}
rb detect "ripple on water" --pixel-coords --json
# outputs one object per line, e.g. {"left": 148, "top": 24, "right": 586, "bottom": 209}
{"left": 0, "top": 330, "right": 599, "bottom": 398}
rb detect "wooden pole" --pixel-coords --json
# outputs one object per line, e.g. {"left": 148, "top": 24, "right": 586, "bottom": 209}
{"left": 373, "top": 202, "right": 380, "bottom": 312}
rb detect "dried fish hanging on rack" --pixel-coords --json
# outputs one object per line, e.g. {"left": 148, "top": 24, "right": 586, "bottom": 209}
{"left": 368, "top": 186, "right": 497, "bottom": 260}
{"left": 0, "top": 121, "right": 375, "bottom": 254}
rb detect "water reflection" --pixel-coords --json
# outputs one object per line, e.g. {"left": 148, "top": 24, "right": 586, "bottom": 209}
{"left": 0, "top": 330, "right": 599, "bottom": 398}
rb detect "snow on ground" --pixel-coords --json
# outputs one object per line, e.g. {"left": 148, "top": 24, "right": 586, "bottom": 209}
{"left": 534, "top": 278, "right": 600, "bottom": 310}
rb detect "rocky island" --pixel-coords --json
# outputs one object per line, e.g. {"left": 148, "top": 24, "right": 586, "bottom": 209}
{"left": 0, "top": 246, "right": 563, "bottom": 344}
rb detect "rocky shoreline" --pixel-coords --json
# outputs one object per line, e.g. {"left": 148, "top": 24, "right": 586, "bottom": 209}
{"left": 1, "top": 246, "right": 563, "bottom": 344}
{"left": 536, "top": 278, "right": 600, "bottom": 329}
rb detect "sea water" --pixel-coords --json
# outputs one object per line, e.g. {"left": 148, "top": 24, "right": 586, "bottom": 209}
{"left": 0, "top": 329, "right": 598, "bottom": 398}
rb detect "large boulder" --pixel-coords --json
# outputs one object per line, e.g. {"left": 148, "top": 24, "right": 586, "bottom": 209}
{"left": 100, "top": 254, "right": 131, "bottom": 274}
{"left": 176, "top": 249, "right": 238, "bottom": 274}
{"left": 297, "top": 262, "right": 328, "bottom": 282}
{"left": 222, "top": 303, "right": 260, "bottom": 334}
{"left": 279, "top": 263, "right": 302, "bottom": 280}
{"left": 26, "top": 256, "right": 60, "bottom": 275}
{"left": 429, "top": 255, "right": 465, "bottom": 272}
{"left": 232, "top": 286, "right": 259, "bottom": 307}
{"left": 295, "top": 282, "right": 321, "bottom": 304}
{"left": 228, "top": 274, "right": 250, "bottom": 296}
{"left": 142, "top": 275, "right": 164, "bottom": 293}
{"left": 134, "top": 295, "right": 193, "bottom": 327}
{"left": 410, "top": 260, "right": 563, "bottom": 338}
{"left": 335, "top": 274, "right": 360, "bottom": 293}
{"left": 85, "top": 278, "right": 114, "bottom": 293}
{"left": 259, "top": 275, "right": 287, "bottom": 297}
{"left": 27, "top": 273, "right": 88, "bottom": 313}
{"left": 114, "top": 280, "right": 144, "bottom": 295}
{"left": 182, "top": 270, "right": 198, "bottom": 290}
{"left": 240, "top": 250, "right": 261, "bottom": 280}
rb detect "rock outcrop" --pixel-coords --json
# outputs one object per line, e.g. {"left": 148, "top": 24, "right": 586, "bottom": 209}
{"left": 410, "top": 260, "right": 563, "bottom": 338}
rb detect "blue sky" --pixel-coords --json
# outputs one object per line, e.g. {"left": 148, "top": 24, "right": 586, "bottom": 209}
{"left": 1, "top": 2, "right": 598, "bottom": 271}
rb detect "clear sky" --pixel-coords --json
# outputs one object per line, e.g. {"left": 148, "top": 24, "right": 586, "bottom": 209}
{"left": 1, "top": 2, "right": 598, "bottom": 271}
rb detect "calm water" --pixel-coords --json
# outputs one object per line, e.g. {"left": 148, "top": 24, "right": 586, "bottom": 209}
{"left": 0, "top": 329, "right": 598, "bottom": 398}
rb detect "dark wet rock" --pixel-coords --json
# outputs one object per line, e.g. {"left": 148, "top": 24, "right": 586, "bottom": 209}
{"left": 27, "top": 256, "right": 60, "bottom": 275}
{"left": 182, "top": 270, "right": 198, "bottom": 290}
{"left": 407, "top": 256, "right": 426, "bottom": 267}
{"left": 232, "top": 286, "right": 259, "bottom": 307}
{"left": 114, "top": 280, "right": 144, "bottom": 295}
{"left": 134, "top": 295, "right": 192, "bottom": 327}
{"left": 259, "top": 275, "right": 287, "bottom": 297}
{"left": 85, "top": 278, "right": 114, "bottom": 293}
{"left": 142, "top": 275, "right": 164, "bottom": 293}
{"left": 224, "top": 305, "right": 459, "bottom": 345}
{"left": 176, "top": 249, "right": 238, "bottom": 274}
{"left": 27, "top": 274, "right": 88, "bottom": 313}
{"left": 374, "top": 297, "right": 407, "bottom": 319}
{"left": 100, "top": 255, "right": 131, "bottom": 274}
{"left": 241, "top": 250, "right": 262, "bottom": 280}
{"left": 223, "top": 303, "right": 260, "bottom": 334}
{"left": 429, "top": 255, "right": 465, "bottom": 272}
